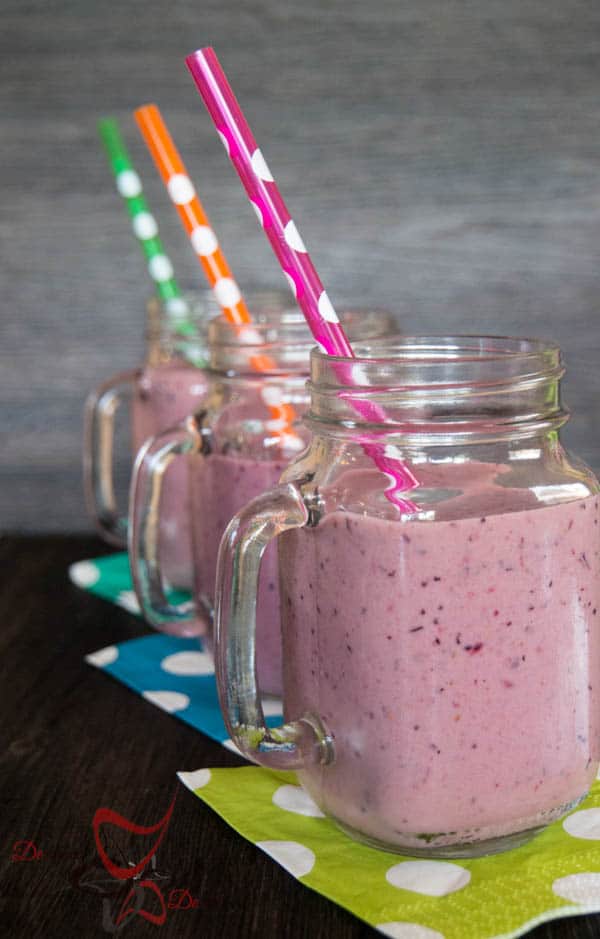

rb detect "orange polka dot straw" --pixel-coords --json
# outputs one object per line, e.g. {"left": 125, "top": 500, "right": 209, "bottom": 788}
{"left": 135, "top": 103, "right": 251, "bottom": 326}
{"left": 134, "top": 103, "right": 299, "bottom": 443}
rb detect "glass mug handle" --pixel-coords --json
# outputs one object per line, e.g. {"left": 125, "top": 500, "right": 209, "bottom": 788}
{"left": 83, "top": 368, "right": 141, "bottom": 548}
{"left": 128, "top": 414, "right": 211, "bottom": 635}
{"left": 215, "top": 483, "right": 334, "bottom": 771}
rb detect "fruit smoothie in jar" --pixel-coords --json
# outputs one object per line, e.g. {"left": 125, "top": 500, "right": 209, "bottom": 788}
{"left": 84, "top": 293, "right": 214, "bottom": 588}
{"left": 191, "top": 453, "right": 288, "bottom": 692}
{"left": 280, "top": 483, "right": 600, "bottom": 851}
{"left": 129, "top": 304, "right": 395, "bottom": 694}
{"left": 215, "top": 336, "right": 600, "bottom": 857}
{"left": 130, "top": 358, "right": 212, "bottom": 588}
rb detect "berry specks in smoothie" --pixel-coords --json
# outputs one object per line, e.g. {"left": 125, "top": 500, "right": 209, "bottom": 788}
{"left": 280, "top": 491, "right": 600, "bottom": 845}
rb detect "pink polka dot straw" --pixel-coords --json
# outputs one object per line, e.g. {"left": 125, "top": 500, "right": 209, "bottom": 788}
{"left": 185, "top": 47, "right": 418, "bottom": 510}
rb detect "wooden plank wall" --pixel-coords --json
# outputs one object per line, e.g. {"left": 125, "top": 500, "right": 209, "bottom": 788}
{"left": 3, "top": 0, "right": 600, "bottom": 530}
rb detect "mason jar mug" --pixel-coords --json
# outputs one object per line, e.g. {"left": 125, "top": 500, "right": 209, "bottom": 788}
{"left": 215, "top": 336, "right": 600, "bottom": 857}
{"left": 83, "top": 293, "right": 215, "bottom": 586}
{"left": 128, "top": 307, "right": 396, "bottom": 695}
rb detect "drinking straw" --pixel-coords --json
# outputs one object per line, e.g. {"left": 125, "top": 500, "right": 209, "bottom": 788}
{"left": 185, "top": 48, "right": 418, "bottom": 509}
{"left": 134, "top": 104, "right": 253, "bottom": 327}
{"left": 134, "top": 104, "right": 300, "bottom": 446}
{"left": 98, "top": 117, "right": 191, "bottom": 327}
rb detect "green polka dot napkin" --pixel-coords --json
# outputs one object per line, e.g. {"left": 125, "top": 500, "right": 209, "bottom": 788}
{"left": 69, "top": 554, "right": 190, "bottom": 614}
{"left": 73, "top": 555, "right": 600, "bottom": 937}
{"left": 178, "top": 767, "right": 600, "bottom": 939}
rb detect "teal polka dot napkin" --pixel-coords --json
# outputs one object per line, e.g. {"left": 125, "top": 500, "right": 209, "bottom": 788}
{"left": 72, "top": 553, "right": 282, "bottom": 747}
{"left": 74, "top": 554, "right": 600, "bottom": 938}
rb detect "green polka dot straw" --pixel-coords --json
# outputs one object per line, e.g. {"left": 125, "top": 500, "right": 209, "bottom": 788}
{"left": 98, "top": 117, "right": 205, "bottom": 362}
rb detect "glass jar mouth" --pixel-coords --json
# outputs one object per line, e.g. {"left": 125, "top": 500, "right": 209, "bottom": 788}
{"left": 146, "top": 290, "right": 219, "bottom": 337}
{"left": 208, "top": 307, "right": 315, "bottom": 350}
{"left": 208, "top": 305, "right": 397, "bottom": 376}
{"left": 145, "top": 291, "right": 219, "bottom": 367}
{"left": 310, "top": 335, "right": 563, "bottom": 389}
{"left": 307, "top": 335, "right": 566, "bottom": 439}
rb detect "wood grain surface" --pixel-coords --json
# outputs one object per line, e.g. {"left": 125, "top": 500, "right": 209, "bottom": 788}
{"left": 2, "top": 0, "right": 600, "bottom": 530}
{"left": 1, "top": 534, "right": 599, "bottom": 938}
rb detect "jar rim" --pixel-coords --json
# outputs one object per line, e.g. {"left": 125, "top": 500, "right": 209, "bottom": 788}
{"left": 309, "top": 334, "right": 563, "bottom": 392}
{"left": 208, "top": 306, "right": 396, "bottom": 348}
{"left": 306, "top": 334, "right": 566, "bottom": 439}
{"left": 146, "top": 290, "right": 218, "bottom": 339}
{"left": 207, "top": 306, "right": 396, "bottom": 374}
{"left": 312, "top": 334, "right": 561, "bottom": 368}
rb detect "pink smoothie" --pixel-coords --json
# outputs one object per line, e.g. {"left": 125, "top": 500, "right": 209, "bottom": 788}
{"left": 131, "top": 361, "right": 210, "bottom": 588}
{"left": 190, "top": 453, "right": 287, "bottom": 694}
{"left": 279, "top": 492, "right": 600, "bottom": 851}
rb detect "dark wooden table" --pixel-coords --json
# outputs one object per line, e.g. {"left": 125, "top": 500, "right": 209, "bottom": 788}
{"left": 1, "top": 535, "right": 599, "bottom": 938}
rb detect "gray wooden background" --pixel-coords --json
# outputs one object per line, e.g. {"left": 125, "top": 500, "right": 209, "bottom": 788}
{"left": 3, "top": 0, "right": 600, "bottom": 531}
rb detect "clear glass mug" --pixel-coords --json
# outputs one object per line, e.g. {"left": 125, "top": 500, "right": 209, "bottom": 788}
{"left": 83, "top": 293, "right": 214, "bottom": 588}
{"left": 128, "top": 307, "right": 396, "bottom": 695}
{"left": 215, "top": 336, "right": 600, "bottom": 857}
